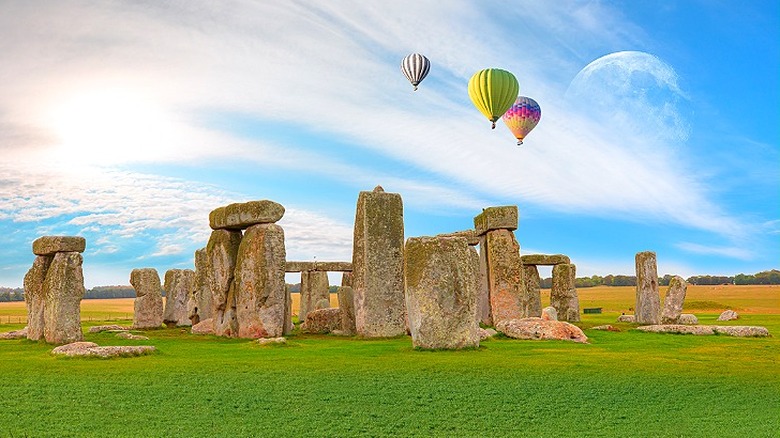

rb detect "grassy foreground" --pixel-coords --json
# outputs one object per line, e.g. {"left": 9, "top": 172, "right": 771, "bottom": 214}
{"left": 0, "top": 285, "right": 778, "bottom": 437}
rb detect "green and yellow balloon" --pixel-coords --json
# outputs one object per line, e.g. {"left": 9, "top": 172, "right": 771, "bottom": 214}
{"left": 468, "top": 68, "right": 519, "bottom": 129}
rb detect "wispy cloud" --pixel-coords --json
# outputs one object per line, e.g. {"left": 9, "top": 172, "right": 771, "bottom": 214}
{"left": 676, "top": 242, "right": 754, "bottom": 261}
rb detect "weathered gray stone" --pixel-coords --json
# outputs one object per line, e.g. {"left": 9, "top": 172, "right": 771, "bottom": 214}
{"left": 590, "top": 325, "right": 620, "bottom": 331}
{"left": 209, "top": 200, "right": 285, "bottom": 230}
{"left": 617, "top": 314, "right": 636, "bottom": 323}
{"left": 256, "top": 337, "right": 287, "bottom": 345}
{"left": 43, "top": 252, "right": 85, "bottom": 344}
{"left": 712, "top": 325, "right": 769, "bottom": 337}
{"left": 678, "top": 314, "right": 698, "bottom": 325}
{"left": 191, "top": 318, "right": 215, "bottom": 335}
{"left": 51, "top": 341, "right": 156, "bottom": 358}
{"left": 284, "top": 284, "right": 293, "bottom": 335}
{"left": 234, "top": 223, "right": 287, "bottom": 338}
{"left": 474, "top": 206, "right": 518, "bottom": 236}
{"left": 550, "top": 263, "right": 580, "bottom": 322}
{"left": 521, "top": 264, "right": 543, "bottom": 318}
{"left": 661, "top": 275, "right": 687, "bottom": 324}
{"left": 284, "top": 261, "right": 353, "bottom": 272}
{"left": 115, "top": 332, "right": 149, "bottom": 341}
{"left": 635, "top": 251, "right": 661, "bottom": 325}
{"left": 32, "top": 236, "right": 86, "bottom": 256}
{"left": 0, "top": 327, "right": 28, "bottom": 340}
{"left": 636, "top": 324, "right": 769, "bottom": 337}
{"left": 484, "top": 229, "right": 524, "bottom": 325}
{"left": 301, "top": 308, "right": 343, "bottom": 334}
{"left": 496, "top": 318, "right": 588, "bottom": 343}
{"left": 476, "top": 235, "right": 492, "bottom": 326}
{"left": 352, "top": 186, "right": 406, "bottom": 338}
{"left": 436, "top": 229, "right": 480, "bottom": 246}
{"left": 88, "top": 324, "right": 131, "bottom": 333}
{"left": 191, "top": 248, "right": 213, "bottom": 324}
{"left": 206, "top": 229, "right": 242, "bottom": 337}
{"left": 541, "top": 306, "right": 558, "bottom": 321}
{"left": 130, "top": 268, "right": 164, "bottom": 329}
{"left": 717, "top": 310, "right": 739, "bottom": 321}
{"left": 520, "top": 254, "right": 571, "bottom": 266}
{"left": 338, "top": 273, "right": 356, "bottom": 334}
{"left": 478, "top": 327, "right": 497, "bottom": 340}
{"left": 404, "top": 236, "right": 480, "bottom": 350}
{"left": 299, "top": 271, "right": 330, "bottom": 324}
{"left": 162, "top": 269, "right": 194, "bottom": 327}
{"left": 24, "top": 255, "right": 51, "bottom": 340}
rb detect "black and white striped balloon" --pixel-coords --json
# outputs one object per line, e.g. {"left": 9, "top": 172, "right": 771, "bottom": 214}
{"left": 401, "top": 53, "right": 431, "bottom": 91}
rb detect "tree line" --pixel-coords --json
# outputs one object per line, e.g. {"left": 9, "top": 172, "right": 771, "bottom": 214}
{"left": 540, "top": 269, "right": 780, "bottom": 288}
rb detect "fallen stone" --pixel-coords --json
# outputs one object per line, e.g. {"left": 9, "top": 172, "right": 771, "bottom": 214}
{"left": 209, "top": 200, "right": 285, "bottom": 230}
{"left": 256, "top": 337, "right": 287, "bottom": 346}
{"left": 661, "top": 275, "right": 687, "bottom": 324}
{"left": 130, "top": 268, "right": 164, "bottom": 330}
{"left": 24, "top": 255, "right": 51, "bottom": 340}
{"left": 301, "top": 308, "right": 343, "bottom": 334}
{"left": 162, "top": 269, "right": 195, "bottom": 327}
{"left": 404, "top": 236, "right": 480, "bottom": 350}
{"left": 635, "top": 251, "right": 660, "bottom": 325}
{"left": 206, "top": 229, "right": 242, "bottom": 337}
{"left": 234, "top": 223, "right": 287, "bottom": 339}
{"left": 617, "top": 314, "right": 635, "bottom": 323}
{"left": 474, "top": 206, "right": 518, "bottom": 236}
{"left": 550, "top": 263, "right": 580, "bottom": 322}
{"left": 541, "top": 306, "right": 558, "bottom": 321}
{"left": 115, "top": 332, "right": 149, "bottom": 340}
{"left": 478, "top": 327, "right": 497, "bottom": 340}
{"left": 712, "top": 325, "right": 769, "bottom": 337}
{"left": 496, "top": 318, "right": 588, "bottom": 343}
{"left": 717, "top": 310, "right": 739, "bottom": 321}
{"left": 52, "top": 342, "right": 156, "bottom": 358}
{"left": 590, "top": 325, "right": 620, "bottom": 332}
{"left": 32, "top": 236, "right": 86, "bottom": 256}
{"left": 191, "top": 318, "right": 215, "bottom": 335}
{"left": 352, "top": 186, "right": 406, "bottom": 338}
{"left": 88, "top": 325, "right": 131, "bottom": 333}
{"left": 43, "top": 252, "right": 85, "bottom": 344}
{"left": 520, "top": 254, "right": 571, "bottom": 266}
{"left": 678, "top": 314, "right": 698, "bottom": 325}
{"left": 0, "top": 327, "right": 28, "bottom": 340}
{"left": 635, "top": 324, "right": 769, "bottom": 337}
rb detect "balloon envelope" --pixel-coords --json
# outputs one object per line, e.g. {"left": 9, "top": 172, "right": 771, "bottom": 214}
{"left": 502, "top": 96, "right": 541, "bottom": 145}
{"left": 468, "top": 68, "right": 519, "bottom": 128}
{"left": 401, "top": 53, "right": 431, "bottom": 91}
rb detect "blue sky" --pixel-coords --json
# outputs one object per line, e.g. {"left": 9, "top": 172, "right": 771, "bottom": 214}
{"left": 0, "top": 1, "right": 777, "bottom": 287}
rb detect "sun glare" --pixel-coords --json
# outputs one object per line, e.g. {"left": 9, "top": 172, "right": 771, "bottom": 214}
{"left": 49, "top": 89, "right": 175, "bottom": 165}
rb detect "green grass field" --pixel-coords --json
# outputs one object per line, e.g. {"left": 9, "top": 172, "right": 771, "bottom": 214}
{"left": 0, "top": 286, "right": 778, "bottom": 437}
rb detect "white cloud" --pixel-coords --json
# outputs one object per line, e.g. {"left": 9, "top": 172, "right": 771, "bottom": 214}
{"left": 675, "top": 242, "right": 754, "bottom": 261}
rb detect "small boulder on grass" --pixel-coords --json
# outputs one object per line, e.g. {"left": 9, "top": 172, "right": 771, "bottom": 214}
{"left": 0, "top": 327, "right": 28, "bottom": 340}
{"left": 678, "top": 314, "right": 698, "bottom": 325}
{"left": 496, "top": 318, "right": 588, "bottom": 344}
{"left": 88, "top": 325, "right": 131, "bottom": 333}
{"left": 191, "top": 318, "right": 215, "bottom": 335}
{"left": 590, "top": 325, "right": 620, "bottom": 332}
{"left": 617, "top": 315, "right": 635, "bottom": 323}
{"left": 115, "top": 332, "right": 149, "bottom": 341}
{"left": 256, "top": 337, "right": 286, "bottom": 346}
{"left": 717, "top": 310, "right": 739, "bottom": 321}
{"left": 478, "top": 327, "right": 497, "bottom": 340}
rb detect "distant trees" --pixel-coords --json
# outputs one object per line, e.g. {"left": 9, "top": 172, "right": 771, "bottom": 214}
{"left": 540, "top": 270, "right": 780, "bottom": 288}
{"left": 83, "top": 285, "right": 136, "bottom": 299}
{"left": 0, "top": 287, "right": 24, "bottom": 302}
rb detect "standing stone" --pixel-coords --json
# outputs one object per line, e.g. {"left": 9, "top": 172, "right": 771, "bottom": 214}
{"left": 43, "top": 252, "right": 85, "bottom": 344}
{"left": 192, "top": 248, "right": 213, "bottom": 323}
{"left": 338, "top": 272, "right": 356, "bottom": 334}
{"left": 476, "top": 236, "right": 492, "bottom": 325}
{"left": 635, "top": 251, "right": 661, "bottom": 325}
{"left": 352, "top": 186, "right": 406, "bottom": 338}
{"left": 299, "top": 271, "right": 330, "bottom": 324}
{"left": 130, "top": 268, "right": 164, "bottom": 329}
{"left": 207, "top": 229, "right": 242, "bottom": 337}
{"left": 163, "top": 269, "right": 195, "bottom": 327}
{"left": 284, "top": 284, "right": 293, "bottom": 335}
{"left": 24, "top": 255, "right": 52, "bottom": 340}
{"left": 484, "top": 229, "right": 524, "bottom": 325}
{"left": 234, "top": 223, "right": 287, "bottom": 338}
{"left": 660, "top": 275, "right": 687, "bottom": 325}
{"left": 405, "top": 237, "right": 479, "bottom": 349}
{"left": 522, "top": 264, "right": 543, "bottom": 318}
{"left": 550, "top": 263, "right": 580, "bottom": 322}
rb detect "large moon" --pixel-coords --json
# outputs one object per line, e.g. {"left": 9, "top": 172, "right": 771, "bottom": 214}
{"left": 565, "top": 51, "right": 690, "bottom": 142}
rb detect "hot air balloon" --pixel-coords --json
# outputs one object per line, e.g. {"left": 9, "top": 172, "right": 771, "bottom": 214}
{"left": 468, "top": 68, "right": 519, "bottom": 128}
{"left": 502, "top": 96, "right": 541, "bottom": 145}
{"left": 401, "top": 53, "right": 431, "bottom": 91}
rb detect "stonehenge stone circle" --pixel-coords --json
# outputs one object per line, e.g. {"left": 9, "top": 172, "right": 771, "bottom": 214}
{"left": 32, "top": 236, "right": 86, "bottom": 256}
{"left": 635, "top": 251, "right": 661, "bottom": 325}
{"left": 550, "top": 263, "right": 580, "bottom": 322}
{"left": 299, "top": 270, "right": 330, "bottom": 324}
{"left": 209, "top": 200, "right": 285, "bottom": 231}
{"left": 24, "top": 255, "right": 51, "bottom": 340}
{"left": 162, "top": 269, "right": 194, "bottom": 327}
{"left": 206, "top": 229, "right": 242, "bottom": 337}
{"left": 43, "top": 252, "right": 85, "bottom": 344}
{"left": 130, "top": 268, "right": 164, "bottom": 329}
{"left": 234, "top": 223, "right": 287, "bottom": 338}
{"left": 352, "top": 186, "right": 406, "bottom": 338}
{"left": 660, "top": 275, "right": 688, "bottom": 325}
{"left": 404, "top": 236, "right": 480, "bottom": 350}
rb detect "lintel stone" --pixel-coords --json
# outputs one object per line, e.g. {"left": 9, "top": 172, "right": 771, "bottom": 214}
{"left": 521, "top": 254, "right": 571, "bottom": 266}
{"left": 473, "top": 206, "right": 518, "bottom": 236}
{"left": 209, "top": 200, "right": 285, "bottom": 230}
{"left": 32, "top": 236, "right": 86, "bottom": 256}
{"left": 436, "top": 229, "right": 480, "bottom": 246}
{"left": 284, "top": 261, "right": 353, "bottom": 272}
